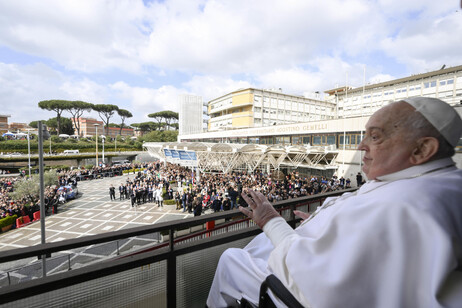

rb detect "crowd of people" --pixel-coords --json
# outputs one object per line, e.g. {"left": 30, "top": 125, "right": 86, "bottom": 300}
{"left": 0, "top": 163, "right": 149, "bottom": 226}
{"left": 0, "top": 176, "right": 60, "bottom": 221}
{"left": 2, "top": 159, "right": 352, "bottom": 226}
{"left": 107, "top": 161, "right": 353, "bottom": 217}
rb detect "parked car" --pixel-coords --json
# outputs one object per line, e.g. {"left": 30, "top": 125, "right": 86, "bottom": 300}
{"left": 57, "top": 185, "right": 79, "bottom": 200}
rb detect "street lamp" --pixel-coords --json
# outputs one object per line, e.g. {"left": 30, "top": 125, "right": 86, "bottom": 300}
{"left": 26, "top": 129, "right": 32, "bottom": 177}
{"left": 102, "top": 135, "right": 105, "bottom": 166}
{"left": 94, "top": 124, "right": 100, "bottom": 167}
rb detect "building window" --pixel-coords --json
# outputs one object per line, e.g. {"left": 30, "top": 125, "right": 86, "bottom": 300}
{"left": 424, "top": 81, "right": 437, "bottom": 88}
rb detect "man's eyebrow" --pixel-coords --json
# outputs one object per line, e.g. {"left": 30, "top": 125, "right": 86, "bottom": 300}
{"left": 365, "top": 127, "right": 384, "bottom": 132}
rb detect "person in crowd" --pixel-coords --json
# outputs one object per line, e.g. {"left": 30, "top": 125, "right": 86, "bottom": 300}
{"left": 356, "top": 172, "right": 363, "bottom": 187}
{"left": 193, "top": 196, "right": 202, "bottom": 217}
{"left": 207, "top": 97, "right": 462, "bottom": 307}
{"left": 130, "top": 186, "right": 136, "bottom": 207}
{"left": 228, "top": 186, "right": 238, "bottom": 209}
{"left": 119, "top": 184, "right": 124, "bottom": 200}
{"left": 109, "top": 184, "right": 116, "bottom": 201}
{"left": 175, "top": 191, "right": 182, "bottom": 210}
{"left": 156, "top": 186, "right": 163, "bottom": 208}
{"left": 222, "top": 194, "right": 231, "bottom": 211}
{"left": 212, "top": 194, "right": 222, "bottom": 212}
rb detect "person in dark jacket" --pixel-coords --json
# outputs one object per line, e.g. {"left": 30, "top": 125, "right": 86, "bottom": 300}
{"left": 193, "top": 196, "right": 202, "bottom": 217}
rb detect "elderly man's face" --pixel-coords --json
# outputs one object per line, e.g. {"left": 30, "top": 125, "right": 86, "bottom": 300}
{"left": 358, "top": 102, "right": 416, "bottom": 180}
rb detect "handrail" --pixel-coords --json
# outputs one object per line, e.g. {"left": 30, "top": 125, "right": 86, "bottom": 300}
{"left": 0, "top": 188, "right": 355, "bottom": 307}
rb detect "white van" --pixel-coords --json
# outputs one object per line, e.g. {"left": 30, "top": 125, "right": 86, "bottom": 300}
{"left": 63, "top": 150, "right": 79, "bottom": 154}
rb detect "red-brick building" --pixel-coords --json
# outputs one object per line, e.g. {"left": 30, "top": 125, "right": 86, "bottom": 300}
{"left": 0, "top": 115, "right": 11, "bottom": 134}
{"left": 73, "top": 118, "right": 134, "bottom": 138}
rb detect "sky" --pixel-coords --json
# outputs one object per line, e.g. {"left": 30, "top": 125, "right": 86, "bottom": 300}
{"left": 0, "top": 0, "right": 461, "bottom": 126}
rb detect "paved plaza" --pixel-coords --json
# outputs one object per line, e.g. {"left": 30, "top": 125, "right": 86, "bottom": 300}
{"left": 0, "top": 173, "right": 197, "bottom": 285}
{"left": 0, "top": 173, "right": 193, "bottom": 252}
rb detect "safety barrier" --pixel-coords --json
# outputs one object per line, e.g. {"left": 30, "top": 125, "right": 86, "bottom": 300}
{"left": 15, "top": 216, "right": 31, "bottom": 228}
{"left": 0, "top": 188, "right": 355, "bottom": 307}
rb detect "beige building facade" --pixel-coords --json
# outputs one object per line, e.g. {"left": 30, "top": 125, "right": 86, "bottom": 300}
{"left": 208, "top": 88, "right": 336, "bottom": 132}
{"left": 180, "top": 65, "right": 462, "bottom": 178}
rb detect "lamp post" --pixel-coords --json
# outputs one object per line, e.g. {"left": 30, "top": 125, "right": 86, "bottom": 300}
{"left": 94, "top": 124, "right": 99, "bottom": 167}
{"left": 27, "top": 129, "right": 31, "bottom": 177}
{"left": 102, "top": 135, "right": 105, "bottom": 166}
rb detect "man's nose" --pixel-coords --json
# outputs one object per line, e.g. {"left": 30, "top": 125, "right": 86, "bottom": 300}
{"left": 358, "top": 138, "right": 367, "bottom": 151}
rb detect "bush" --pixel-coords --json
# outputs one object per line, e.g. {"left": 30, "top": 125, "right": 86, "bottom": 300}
{"left": 84, "top": 164, "right": 94, "bottom": 169}
{"left": 51, "top": 136, "right": 61, "bottom": 143}
{"left": 164, "top": 199, "right": 176, "bottom": 205}
{"left": 0, "top": 215, "right": 18, "bottom": 229}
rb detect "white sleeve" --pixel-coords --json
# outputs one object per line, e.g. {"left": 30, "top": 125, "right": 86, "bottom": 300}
{"left": 263, "top": 216, "right": 296, "bottom": 247}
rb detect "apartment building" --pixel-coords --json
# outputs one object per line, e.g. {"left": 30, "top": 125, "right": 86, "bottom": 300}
{"left": 0, "top": 115, "right": 10, "bottom": 134}
{"left": 207, "top": 88, "right": 336, "bottom": 132}
{"left": 325, "top": 65, "right": 462, "bottom": 118}
{"left": 74, "top": 118, "right": 134, "bottom": 138}
{"left": 179, "top": 94, "right": 204, "bottom": 135}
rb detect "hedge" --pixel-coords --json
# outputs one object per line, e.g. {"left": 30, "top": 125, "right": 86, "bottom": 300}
{"left": 0, "top": 140, "right": 141, "bottom": 152}
{"left": 0, "top": 215, "right": 18, "bottom": 229}
{"left": 122, "top": 168, "right": 146, "bottom": 174}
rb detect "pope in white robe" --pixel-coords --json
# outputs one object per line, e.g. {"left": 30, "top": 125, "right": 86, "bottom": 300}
{"left": 206, "top": 97, "right": 462, "bottom": 308}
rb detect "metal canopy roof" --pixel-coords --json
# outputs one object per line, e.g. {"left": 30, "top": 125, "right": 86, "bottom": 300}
{"left": 143, "top": 142, "right": 338, "bottom": 173}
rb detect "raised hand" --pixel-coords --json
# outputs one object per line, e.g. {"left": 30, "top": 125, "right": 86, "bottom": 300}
{"left": 239, "top": 189, "right": 280, "bottom": 229}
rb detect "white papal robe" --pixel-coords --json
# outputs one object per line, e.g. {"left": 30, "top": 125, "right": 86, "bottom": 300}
{"left": 207, "top": 158, "right": 462, "bottom": 307}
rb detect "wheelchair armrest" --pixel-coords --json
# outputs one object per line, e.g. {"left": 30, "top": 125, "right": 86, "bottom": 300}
{"left": 258, "top": 274, "right": 304, "bottom": 308}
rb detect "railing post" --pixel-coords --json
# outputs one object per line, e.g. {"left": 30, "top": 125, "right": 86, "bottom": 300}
{"left": 289, "top": 203, "right": 297, "bottom": 229}
{"left": 68, "top": 255, "right": 72, "bottom": 271}
{"left": 167, "top": 228, "right": 176, "bottom": 308}
{"left": 7, "top": 271, "right": 11, "bottom": 286}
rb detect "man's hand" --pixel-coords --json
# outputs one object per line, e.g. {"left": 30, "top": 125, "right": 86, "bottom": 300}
{"left": 239, "top": 189, "right": 280, "bottom": 229}
{"left": 293, "top": 210, "right": 310, "bottom": 222}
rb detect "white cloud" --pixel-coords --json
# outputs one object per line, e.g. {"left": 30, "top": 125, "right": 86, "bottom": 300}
{"left": 381, "top": 11, "right": 462, "bottom": 73}
{"left": 0, "top": 0, "right": 461, "bottom": 126}
{"left": 59, "top": 79, "right": 107, "bottom": 105}
{"left": 184, "top": 75, "right": 252, "bottom": 101}
{"left": 0, "top": 62, "right": 67, "bottom": 123}
{"left": 0, "top": 62, "right": 179, "bottom": 125}
{"left": 111, "top": 81, "right": 184, "bottom": 123}
{"left": 0, "top": 0, "right": 147, "bottom": 73}
{"left": 141, "top": 0, "right": 388, "bottom": 74}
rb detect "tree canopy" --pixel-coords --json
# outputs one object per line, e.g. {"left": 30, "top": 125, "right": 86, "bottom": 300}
{"left": 117, "top": 109, "right": 133, "bottom": 135}
{"left": 131, "top": 121, "right": 161, "bottom": 133}
{"left": 92, "top": 104, "right": 119, "bottom": 136}
{"left": 147, "top": 110, "right": 179, "bottom": 130}
{"left": 9, "top": 170, "right": 58, "bottom": 202}
{"left": 46, "top": 117, "right": 74, "bottom": 135}
{"left": 38, "top": 100, "right": 71, "bottom": 134}
{"left": 66, "top": 101, "right": 94, "bottom": 136}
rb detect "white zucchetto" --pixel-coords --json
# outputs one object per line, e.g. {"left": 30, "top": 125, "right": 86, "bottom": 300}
{"left": 402, "top": 97, "right": 462, "bottom": 147}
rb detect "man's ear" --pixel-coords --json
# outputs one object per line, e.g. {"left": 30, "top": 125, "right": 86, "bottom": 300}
{"left": 410, "top": 137, "right": 439, "bottom": 165}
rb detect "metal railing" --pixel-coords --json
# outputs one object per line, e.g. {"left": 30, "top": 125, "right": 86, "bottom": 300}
{"left": 0, "top": 189, "right": 354, "bottom": 307}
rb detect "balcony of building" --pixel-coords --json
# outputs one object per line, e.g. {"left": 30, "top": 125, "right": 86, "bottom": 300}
{"left": 0, "top": 190, "right": 353, "bottom": 308}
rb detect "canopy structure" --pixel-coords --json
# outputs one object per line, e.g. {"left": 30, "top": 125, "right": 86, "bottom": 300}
{"left": 144, "top": 142, "right": 338, "bottom": 174}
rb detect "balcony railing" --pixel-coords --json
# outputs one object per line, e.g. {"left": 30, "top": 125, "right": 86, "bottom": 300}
{"left": 0, "top": 189, "right": 354, "bottom": 308}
